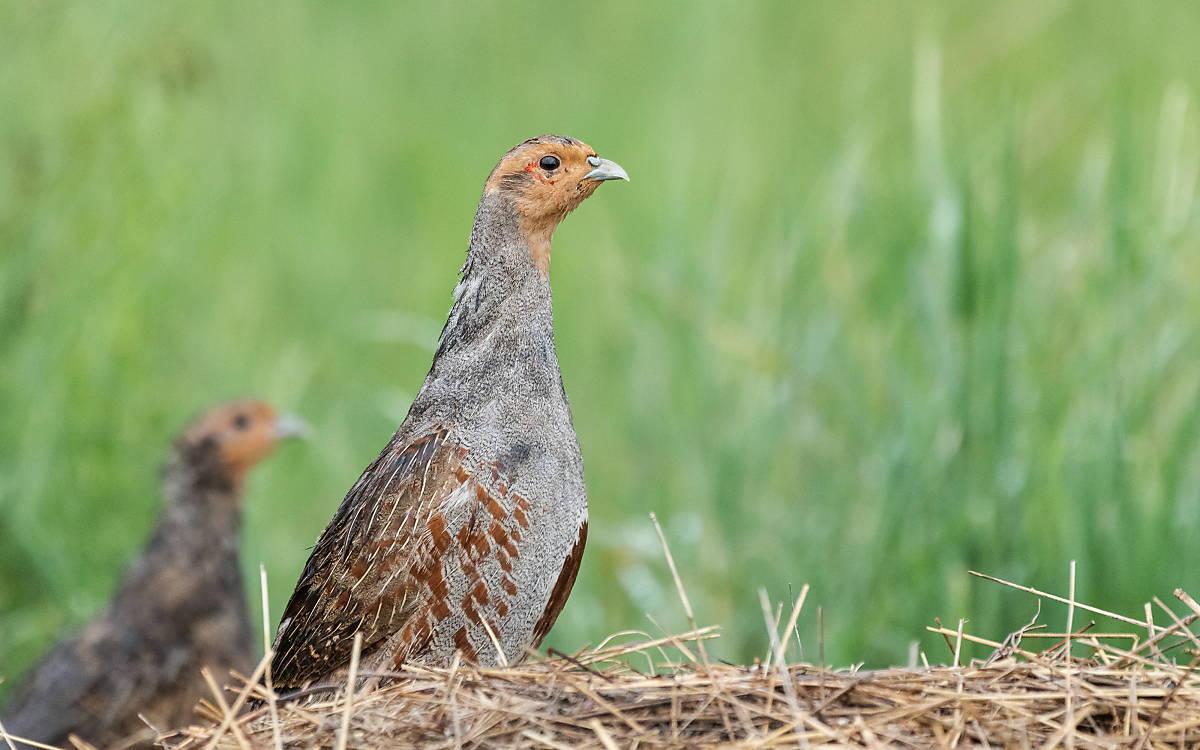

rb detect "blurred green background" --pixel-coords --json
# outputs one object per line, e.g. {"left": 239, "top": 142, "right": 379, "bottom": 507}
{"left": 4, "top": 1, "right": 1200, "bottom": 698}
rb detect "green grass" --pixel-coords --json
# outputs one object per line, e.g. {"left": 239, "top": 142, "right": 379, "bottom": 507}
{"left": 4, "top": 1, "right": 1200, "bottom": 699}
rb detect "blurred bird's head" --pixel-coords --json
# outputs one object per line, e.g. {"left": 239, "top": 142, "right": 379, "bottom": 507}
{"left": 483, "top": 134, "right": 628, "bottom": 275}
{"left": 171, "top": 400, "right": 308, "bottom": 494}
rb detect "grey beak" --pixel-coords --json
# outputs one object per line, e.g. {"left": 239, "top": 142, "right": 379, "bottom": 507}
{"left": 274, "top": 413, "right": 311, "bottom": 440}
{"left": 583, "top": 155, "right": 629, "bottom": 182}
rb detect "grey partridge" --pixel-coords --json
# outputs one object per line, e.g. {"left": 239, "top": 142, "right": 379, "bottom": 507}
{"left": 2, "top": 401, "right": 307, "bottom": 749}
{"left": 270, "top": 135, "right": 627, "bottom": 689}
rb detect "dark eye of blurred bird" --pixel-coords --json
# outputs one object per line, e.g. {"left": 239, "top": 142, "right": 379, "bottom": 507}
{"left": 539, "top": 155, "right": 560, "bottom": 171}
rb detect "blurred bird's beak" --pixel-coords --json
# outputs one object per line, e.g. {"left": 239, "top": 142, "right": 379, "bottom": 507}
{"left": 583, "top": 156, "right": 629, "bottom": 182}
{"left": 275, "top": 414, "right": 311, "bottom": 440}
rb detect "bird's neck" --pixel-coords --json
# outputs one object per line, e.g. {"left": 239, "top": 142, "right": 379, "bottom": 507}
{"left": 159, "top": 458, "right": 245, "bottom": 536}
{"left": 436, "top": 194, "right": 556, "bottom": 356}
{"left": 419, "top": 193, "right": 564, "bottom": 422}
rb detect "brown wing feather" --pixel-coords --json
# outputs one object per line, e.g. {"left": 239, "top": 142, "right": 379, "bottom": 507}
{"left": 531, "top": 520, "right": 587, "bottom": 647}
{"left": 271, "top": 428, "right": 457, "bottom": 687}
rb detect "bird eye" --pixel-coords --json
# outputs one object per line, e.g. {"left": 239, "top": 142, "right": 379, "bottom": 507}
{"left": 233, "top": 414, "right": 251, "bottom": 430}
{"left": 539, "top": 155, "right": 560, "bottom": 171}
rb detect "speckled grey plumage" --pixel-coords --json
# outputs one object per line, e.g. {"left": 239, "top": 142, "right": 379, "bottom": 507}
{"left": 270, "top": 136, "right": 623, "bottom": 688}
{"left": 377, "top": 189, "right": 587, "bottom": 668}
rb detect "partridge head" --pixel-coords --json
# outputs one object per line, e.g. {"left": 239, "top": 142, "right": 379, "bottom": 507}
{"left": 170, "top": 400, "right": 309, "bottom": 496}
{"left": 482, "top": 135, "right": 628, "bottom": 275}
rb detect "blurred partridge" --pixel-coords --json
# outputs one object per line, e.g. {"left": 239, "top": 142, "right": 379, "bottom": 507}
{"left": 2, "top": 402, "right": 307, "bottom": 749}
{"left": 270, "top": 135, "right": 627, "bottom": 689}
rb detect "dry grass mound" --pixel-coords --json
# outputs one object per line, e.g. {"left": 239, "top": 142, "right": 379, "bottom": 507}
{"left": 165, "top": 565, "right": 1200, "bottom": 750}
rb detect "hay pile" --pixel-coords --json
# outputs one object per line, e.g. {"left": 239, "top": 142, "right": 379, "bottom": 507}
{"left": 167, "top": 568, "right": 1200, "bottom": 750}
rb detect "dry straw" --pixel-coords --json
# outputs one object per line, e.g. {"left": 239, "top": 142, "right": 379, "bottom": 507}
{"left": 5, "top": 534, "right": 1200, "bottom": 749}
{"left": 157, "top": 546, "right": 1200, "bottom": 750}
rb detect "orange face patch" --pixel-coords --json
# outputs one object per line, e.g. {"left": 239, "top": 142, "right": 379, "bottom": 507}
{"left": 179, "top": 400, "right": 282, "bottom": 483}
{"left": 483, "top": 135, "right": 608, "bottom": 276}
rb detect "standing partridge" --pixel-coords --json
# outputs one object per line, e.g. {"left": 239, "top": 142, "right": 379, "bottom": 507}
{"left": 2, "top": 401, "right": 307, "bottom": 750}
{"left": 270, "top": 135, "right": 627, "bottom": 689}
